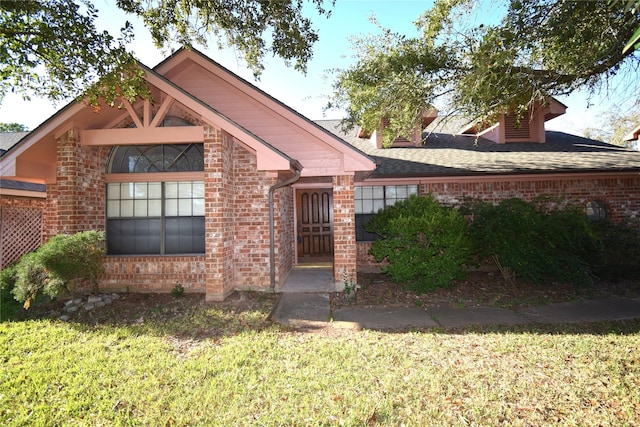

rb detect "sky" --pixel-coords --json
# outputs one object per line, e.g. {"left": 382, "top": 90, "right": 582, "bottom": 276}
{"left": 0, "top": 0, "right": 636, "bottom": 135}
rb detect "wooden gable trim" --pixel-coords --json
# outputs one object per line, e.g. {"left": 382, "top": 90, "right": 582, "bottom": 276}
{"left": 141, "top": 67, "right": 293, "bottom": 171}
{"left": 82, "top": 126, "right": 205, "bottom": 145}
{"left": 624, "top": 124, "right": 640, "bottom": 141}
{"left": 83, "top": 94, "right": 207, "bottom": 146}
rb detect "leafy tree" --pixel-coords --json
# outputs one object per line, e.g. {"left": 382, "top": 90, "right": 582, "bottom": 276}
{"left": 329, "top": 0, "right": 640, "bottom": 147}
{"left": 0, "top": 0, "right": 333, "bottom": 105}
{"left": 0, "top": 122, "right": 28, "bottom": 132}
{"left": 581, "top": 106, "right": 640, "bottom": 148}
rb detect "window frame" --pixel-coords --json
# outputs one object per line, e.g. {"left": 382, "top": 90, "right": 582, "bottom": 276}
{"left": 354, "top": 184, "right": 419, "bottom": 242}
{"left": 105, "top": 142, "right": 205, "bottom": 256}
{"left": 105, "top": 179, "right": 205, "bottom": 255}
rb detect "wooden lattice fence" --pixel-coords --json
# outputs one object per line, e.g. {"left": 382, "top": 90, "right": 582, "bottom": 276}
{"left": 0, "top": 206, "right": 43, "bottom": 269}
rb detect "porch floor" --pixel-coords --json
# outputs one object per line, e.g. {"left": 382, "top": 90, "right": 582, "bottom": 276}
{"left": 278, "top": 264, "right": 336, "bottom": 293}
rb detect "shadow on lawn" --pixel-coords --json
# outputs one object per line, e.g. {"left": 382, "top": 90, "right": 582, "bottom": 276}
{"left": 3, "top": 291, "right": 282, "bottom": 341}
{"left": 425, "top": 319, "right": 640, "bottom": 336}
{"left": 5, "top": 288, "right": 640, "bottom": 338}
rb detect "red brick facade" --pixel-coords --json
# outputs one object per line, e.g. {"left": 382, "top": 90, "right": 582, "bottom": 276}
{"left": 7, "top": 127, "right": 640, "bottom": 297}
{"left": 34, "top": 124, "right": 299, "bottom": 300}
{"left": 54, "top": 129, "right": 108, "bottom": 234}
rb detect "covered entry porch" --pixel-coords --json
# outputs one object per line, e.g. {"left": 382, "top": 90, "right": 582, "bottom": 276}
{"left": 278, "top": 262, "right": 336, "bottom": 293}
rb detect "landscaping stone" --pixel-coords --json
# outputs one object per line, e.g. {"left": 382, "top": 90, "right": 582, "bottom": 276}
{"left": 61, "top": 293, "right": 120, "bottom": 317}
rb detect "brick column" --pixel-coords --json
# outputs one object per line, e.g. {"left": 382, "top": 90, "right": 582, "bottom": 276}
{"left": 332, "top": 174, "right": 357, "bottom": 288}
{"left": 56, "top": 129, "right": 81, "bottom": 234}
{"left": 204, "top": 126, "right": 234, "bottom": 301}
{"left": 55, "top": 129, "right": 107, "bottom": 236}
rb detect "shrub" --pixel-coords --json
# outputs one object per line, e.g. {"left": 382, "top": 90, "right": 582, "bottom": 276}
{"left": 465, "top": 197, "right": 597, "bottom": 286}
{"left": 0, "top": 263, "right": 23, "bottom": 320}
{"left": 365, "top": 195, "right": 471, "bottom": 293}
{"left": 171, "top": 283, "right": 185, "bottom": 298}
{"left": 10, "top": 230, "right": 105, "bottom": 308}
{"left": 588, "top": 220, "right": 640, "bottom": 281}
{"left": 0, "top": 263, "right": 17, "bottom": 291}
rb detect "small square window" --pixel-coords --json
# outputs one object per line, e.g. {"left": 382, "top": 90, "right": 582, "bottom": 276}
{"left": 586, "top": 200, "right": 608, "bottom": 221}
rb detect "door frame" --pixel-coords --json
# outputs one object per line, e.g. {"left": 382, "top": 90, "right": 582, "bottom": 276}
{"left": 293, "top": 185, "right": 334, "bottom": 265}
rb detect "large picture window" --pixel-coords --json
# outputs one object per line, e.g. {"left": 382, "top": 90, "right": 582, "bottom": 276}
{"left": 106, "top": 143, "right": 205, "bottom": 255}
{"left": 355, "top": 185, "right": 419, "bottom": 242}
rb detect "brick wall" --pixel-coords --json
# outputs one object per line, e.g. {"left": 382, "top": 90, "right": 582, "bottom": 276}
{"left": 46, "top": 124, "right": 298, "bottom": 299}
{"left": 47, "top": 126, "right": 213, "bottom": 296}
{"left": 275, "top": 184, "right": 295, "bottom": 283}
{"left": 356, "top": 173, "right": 640, "bottom": 269}
{"left": 55, "top": 129, "right": 107, "bottom": 234}
{"left": 229, "top": 137, "right": 277, "bottom": 291}
{"left": 333, "top": 175, "right": 357, "bottom": 287}
{"left": 203, "top": 126, "right": 230, "bottom": 300}
{"left": 101, "top": 256, "right": 207, "bottom": 293}
{"left": 423, "top": 175, "right": 640, "bottom": 222}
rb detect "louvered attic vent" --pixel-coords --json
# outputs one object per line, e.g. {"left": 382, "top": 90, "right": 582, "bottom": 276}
{"left": 504, "top": 114, "right": 531, "bottom": 141}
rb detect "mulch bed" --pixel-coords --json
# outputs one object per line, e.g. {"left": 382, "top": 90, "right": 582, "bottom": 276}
{"left": 13, "top": 270, "right": 640, "bottom": 323}
{"left": 331, "top": 270, "right": 640, "bottom": 310}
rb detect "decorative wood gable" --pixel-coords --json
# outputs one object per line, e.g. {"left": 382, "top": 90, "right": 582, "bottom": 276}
{"left": 82, "top": 96, "right": 204, "bottom": 146}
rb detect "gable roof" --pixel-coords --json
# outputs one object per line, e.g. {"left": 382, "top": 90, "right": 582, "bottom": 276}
{"left": 0, "top": 132, "right": 29, "bottom": 153}
{"left": 317, "top": 120, "right": 640, "bottom": 179}
{"left": 1, "top": 48, "right": 375, "bottom": 182}
{"left": 0, "top": 61, "right": 302, "bottom": 181}
{"left": 155, "top": 48, "right": 375, "bottom": 176}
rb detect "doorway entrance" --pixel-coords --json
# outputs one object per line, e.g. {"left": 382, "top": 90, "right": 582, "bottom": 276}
{"left": 296, "top": 188, "right": 333, "bottom": 263}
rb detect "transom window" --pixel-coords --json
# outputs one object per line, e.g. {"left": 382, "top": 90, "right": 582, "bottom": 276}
{"left": 108, "top": 143, "right": 204, "bottom": 173}
{"left": 106, "top": 143, "right": 205, "bottom": 255}
{"left": 355, "top": 185, "right": 419, "bottom": 241}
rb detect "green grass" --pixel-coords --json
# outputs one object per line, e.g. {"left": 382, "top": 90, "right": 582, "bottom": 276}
{"left": 1, "top": 298, "right": 640, "bottom": 426}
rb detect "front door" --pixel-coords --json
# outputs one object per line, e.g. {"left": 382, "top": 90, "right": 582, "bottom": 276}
{"left": 296, "top": 189, "right": 333, "bottom": 262}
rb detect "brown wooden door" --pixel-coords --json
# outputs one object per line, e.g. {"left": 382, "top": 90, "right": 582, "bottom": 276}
{"left": 296, "top": 189, "right": 333, "bottom": 261}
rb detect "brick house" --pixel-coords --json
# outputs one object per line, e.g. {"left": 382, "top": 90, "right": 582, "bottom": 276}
{"left": 2, "top": 48, "right": 640, "bottom": 300}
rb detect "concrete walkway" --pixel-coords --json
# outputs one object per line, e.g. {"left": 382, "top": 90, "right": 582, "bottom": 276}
{"left": 269, "top": 293, "right": 640, "bottom": 331}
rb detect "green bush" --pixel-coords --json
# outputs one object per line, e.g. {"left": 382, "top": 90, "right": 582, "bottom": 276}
{"left": 465, "top": 197, "right": 597, "bottom": 286}
{"left": 8, "top": 230, "right": 105, "bottom": 308}
{"left": 0, "top": 263, "right": 23, "bottom": 320}
{"left": 588, "top": 220, "right": 640, "bottom": 281}
{"left": 0, "top": 262, "right": 17, "bottom": 291}
{"left": 365, "top": 195, "right": 471, "bottom": 293}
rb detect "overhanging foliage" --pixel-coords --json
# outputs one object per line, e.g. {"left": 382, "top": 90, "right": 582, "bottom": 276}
{"left": 329, "top": 0, "right": 640, "bottom": 146}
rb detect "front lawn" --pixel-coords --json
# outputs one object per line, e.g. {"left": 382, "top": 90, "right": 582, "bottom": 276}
{"left": 1, "top": 292, "right": 639, "bottom": 426}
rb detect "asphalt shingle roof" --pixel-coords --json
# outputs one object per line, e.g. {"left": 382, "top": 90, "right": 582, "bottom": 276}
{"left": 0, "top": 178, "right": 45, "bottom": 192}
{"left": 0, "top": 131, "right": 29, "bottom": 153}
{"left": 316, "top": 120, "right": 640, "bottom": 178}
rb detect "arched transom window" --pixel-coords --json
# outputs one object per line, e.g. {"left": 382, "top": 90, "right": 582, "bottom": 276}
{"left": 108, "top": 144, "right": 204, "bottom": 173}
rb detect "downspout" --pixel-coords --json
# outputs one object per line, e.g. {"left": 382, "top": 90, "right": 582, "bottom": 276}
{"left": 269, "top": 165, "right": 301, "bottom": 291}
